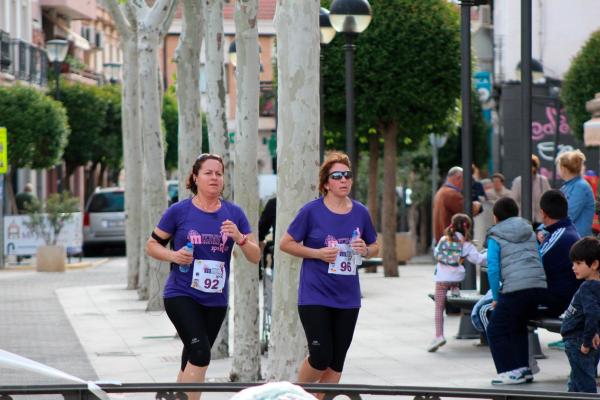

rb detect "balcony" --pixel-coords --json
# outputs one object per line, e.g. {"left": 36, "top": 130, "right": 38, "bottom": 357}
{"left": 0, "top": 31, "right": 48, "bottom": 87}
{"left": 41, "top": 0, "right": 96, "bottom": 20}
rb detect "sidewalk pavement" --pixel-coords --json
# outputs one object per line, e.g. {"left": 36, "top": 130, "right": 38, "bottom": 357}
{"left": 1, "top": 256, "right": 573, "bottom": 398}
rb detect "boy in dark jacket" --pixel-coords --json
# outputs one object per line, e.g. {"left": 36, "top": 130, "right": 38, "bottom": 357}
{"left": 560, "top": 237, "right": 600, "bottom": 393}
{"left": 486, "top": 197, "right": 547, "bottom": 385}
{"left": 538, "top": 189, "right": 582, "bottom": 316}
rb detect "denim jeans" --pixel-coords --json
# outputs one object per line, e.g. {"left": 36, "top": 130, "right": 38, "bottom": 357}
{"left": 564, "top": 336, "right": 599, "bottom": 393}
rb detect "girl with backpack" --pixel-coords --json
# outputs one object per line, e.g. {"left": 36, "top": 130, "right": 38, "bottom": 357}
{"left": 428, "top": 213, "right": 487, "bottom": 352}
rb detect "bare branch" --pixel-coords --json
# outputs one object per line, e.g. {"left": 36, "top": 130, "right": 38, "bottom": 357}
{"left": 101, "top": 0, "right": 132, "bottom": 40}
{"left": 159, "top": 0, "right": 180, "bottom": 40}
{"left": 147, "top": 0, "right": 178, "bottom": 29}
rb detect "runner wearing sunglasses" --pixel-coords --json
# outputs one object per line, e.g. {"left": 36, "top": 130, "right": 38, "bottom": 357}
{"left": 146, "top": 153, "right": 260, "bottom": 400}
{"left": 280, "top": 151, "right": 379, "bottom": 394}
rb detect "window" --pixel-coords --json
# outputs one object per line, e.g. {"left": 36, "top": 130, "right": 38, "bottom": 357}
{"left": 88, "top": 192, "right": 124, "bottom": 213}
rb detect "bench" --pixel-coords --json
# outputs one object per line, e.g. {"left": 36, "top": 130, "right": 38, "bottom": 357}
{"left": 359, "top": 257, "right": 382, "bottom": 273}
{"left": 527, "top": 317, "right": 562, "bottom": 359}
{"left": 428, "top": 290, "right": 483, "bottom": 340}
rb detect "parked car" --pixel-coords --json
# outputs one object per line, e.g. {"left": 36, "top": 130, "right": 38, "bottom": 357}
{"left": 167, "top": 180, "right": 178, "bottom": 205}
{"left": 83, "top": 187, "right": 125, "bottom": 255}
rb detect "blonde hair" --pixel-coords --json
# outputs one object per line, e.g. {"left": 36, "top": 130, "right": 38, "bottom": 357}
{"left": 556, "top": 149, "right": 586, "bottom": 175}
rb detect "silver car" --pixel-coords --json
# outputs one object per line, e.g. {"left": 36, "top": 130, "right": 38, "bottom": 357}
{"left": 83, "top": 188, "right": 125, "bottom": 255}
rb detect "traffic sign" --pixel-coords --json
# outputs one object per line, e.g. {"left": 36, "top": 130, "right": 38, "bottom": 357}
{"left": 0, "top": 127, "right": 7, "bottom": 174}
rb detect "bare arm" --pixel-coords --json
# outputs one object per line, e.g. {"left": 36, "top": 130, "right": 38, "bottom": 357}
{"left": 280, "top": 232, "right": 339, "bottom": 264}
{"left": 220, "top": 219, "right": 260, "bottom": 264}
{"left": 146, "top": 227, "right": 193, "bottom": 265}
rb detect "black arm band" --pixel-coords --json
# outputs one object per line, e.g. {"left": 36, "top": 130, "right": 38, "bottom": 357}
{"left": 151, "top": 231, "right": 170, "bottom": 247}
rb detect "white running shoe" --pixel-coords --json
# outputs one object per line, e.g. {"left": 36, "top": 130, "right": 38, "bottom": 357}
{"left": 491, "top": 370, "right": 527, "bottom": 385}
{"left": 427, "top": 336, "right": 447, "bottom": 352}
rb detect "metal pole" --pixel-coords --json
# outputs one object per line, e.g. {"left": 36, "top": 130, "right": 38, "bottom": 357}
{"left": 521, "top": 0, "right": 533, "bottom": 221}
{"left": 343, "top": 33, "right": 356, "bottom": 172}
{"left": 431, "top": 135, "right": 438, "bottom": 250}
{"left": 319, "top": 51, "right": 325, "bottom": 164}
{"left": 551, "top": 96, "right": 561, "bottom": 187}
{"left": 460, "top": 3, "right": 472, "bottom": 216}
{"left": 0, "top": 175, "right": 4, "bottom": 269}
{"left": 54, "top": 61, "right": 60, "bottom": 101}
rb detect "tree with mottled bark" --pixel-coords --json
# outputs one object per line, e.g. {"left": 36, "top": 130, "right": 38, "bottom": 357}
{"left": 229, "top": 0, "right": 261, "bottom": 382}
{"left": 175, "top": 0, "right": 204, "bottom": 202}
{"left": 204, "top": 0, "right": 231, "bottom": 361}
{"left": 267, "top": 0, "right": 320, "bottom": 381}
{"left": 205, "top": 0, "right": 232, "bottom": 199}
{"left": 102, "top": 0, "right": 143, "bottom": 290}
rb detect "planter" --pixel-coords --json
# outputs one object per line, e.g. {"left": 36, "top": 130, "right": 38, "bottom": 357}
{"left": 36, "top": 245, "right": 66, "bottom": 272}
{"left": 377, "top": 232, "right": 415, "bottom": 264}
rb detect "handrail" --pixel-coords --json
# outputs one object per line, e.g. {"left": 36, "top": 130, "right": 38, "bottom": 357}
{"left": 1, "top": 382, "right": 599, "bottom": 400}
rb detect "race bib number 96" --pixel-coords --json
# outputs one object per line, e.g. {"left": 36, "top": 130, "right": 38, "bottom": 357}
{"left": 328, "top": 244, "right": 356, "bottom": 276}
{"left": 191, "top": 259, "right": 226, "bottom": 293}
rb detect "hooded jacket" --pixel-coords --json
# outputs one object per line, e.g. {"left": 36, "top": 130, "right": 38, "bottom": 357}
{"left": 487, "top": 217, "right": 547, "bottom": 298}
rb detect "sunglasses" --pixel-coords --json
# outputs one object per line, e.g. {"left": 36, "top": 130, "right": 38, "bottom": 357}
{"left": 196, "top": 153, "right": 223, "bottom": 161}
{"left": 329, "top": 170, "right": 353, "bottom": 180}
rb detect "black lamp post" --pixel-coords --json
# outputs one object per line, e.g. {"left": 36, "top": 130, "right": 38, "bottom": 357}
{"left": 103, "top": 62, "right": 122, "bottom": 84}
{"left": 319, "top": 7, "right": 336, "bottom": 164}
{"left": 46, "top": 39, "right": 69, "bottom": 193}
{"left": 45, "top": 39, "right": 69, "bottom": 100}
{"left": 329, "top": 0, "right": 372, "bottom": 169}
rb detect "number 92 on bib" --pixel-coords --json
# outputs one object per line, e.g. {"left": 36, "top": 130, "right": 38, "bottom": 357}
{"left": 191, "top": 259, "right": 226, "bottom": 293}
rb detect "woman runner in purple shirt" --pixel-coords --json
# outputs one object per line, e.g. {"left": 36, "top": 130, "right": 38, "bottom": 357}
{"left": 146, "top": 154, "right": 260, "bottom": 400}
{"left": 280, "top": 151, "right": 379, "bottom": 394}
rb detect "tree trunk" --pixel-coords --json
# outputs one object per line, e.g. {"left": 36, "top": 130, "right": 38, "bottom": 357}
{"left": 367, "top": 133, "right": 379, "bottom": 231}
{"left": 205, "top": 0, "right": 231, "bottom": 360}
{"left": 85, "top": 161, "right": 99, "bottom": 203}
{"left": 381, "top": 121, "right": 398, "bottom": 277}
{"left": 205, "top": 0, "right": 231, "bottom": 200}
{"left": 175, "top": 0, "right": 204, "bottom": 202}
{"left": 104, "top": 0, "right": 144, "bottom": 291}
{"left": 134, "top": 1, "right": 175, "bottom": 311}
{"left": 6, "top": 167, "right": 17, "bottom": 215}
{"left": 267, "top": 0, "right": 320, "bottom": 381}
{"left": 229, "top": 0, "right": 261, "bottom": 382}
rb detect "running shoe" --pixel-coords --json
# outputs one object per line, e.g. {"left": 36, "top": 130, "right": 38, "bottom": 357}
{"left": 491, "top": 370, "right": 527, "bottom": 385}
{"left": 427, "top": 336, "right": 447, "bottom": 352}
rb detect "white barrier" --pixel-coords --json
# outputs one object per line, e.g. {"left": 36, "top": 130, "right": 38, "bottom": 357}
{"left": 4, "top": 213, "right": 83, "bottom": 256}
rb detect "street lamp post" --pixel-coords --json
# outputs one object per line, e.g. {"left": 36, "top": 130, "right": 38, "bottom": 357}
{"left": 103, "top": 62, "right": 122, "bottom": 84}
{"left": 45, "top": 39, "right": 69, "bottom": 193}
{"left": 45, "top": 39, "right": 69, "bottom": 100}
{"left": 329, "top": 0, "right": 372, "bottom": 170}
{"left": 319, "top": 7, "right": 336, "bottom": 164}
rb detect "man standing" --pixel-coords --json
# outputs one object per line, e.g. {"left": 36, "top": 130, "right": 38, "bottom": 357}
{"left": 15, "top": 183, "right": 36, "bottom": 214}
{"left": 511, "top": 155, "right": 551, "bottom": 228}
{"left": 433, "top": 167, "right": 481, "bottom": 242}
{"left": 486, "top": 173, "right": 512, "bottom": 203}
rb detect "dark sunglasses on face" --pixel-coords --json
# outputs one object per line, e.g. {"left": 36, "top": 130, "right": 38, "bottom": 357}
{"left": 329, "top": 170, "right": 353, "bottom": 180}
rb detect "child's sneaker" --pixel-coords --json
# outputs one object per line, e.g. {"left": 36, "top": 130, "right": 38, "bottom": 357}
{"left": 427, "top": 336, "right": 446, "bottom": 352}
{"left": 450, "top": 287, "right": 461, "bottom": 297}
{"left": 491, "top": 369, "right": 527, "bottom": 385}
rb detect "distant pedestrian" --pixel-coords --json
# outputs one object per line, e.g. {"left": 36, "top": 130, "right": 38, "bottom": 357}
{"left": 511, "top": 154, "right": 551, "bottom": 228}
{"left": 557, "top": 150, "right": 595, "bottom": 237}
{"left": 560, "top": 237, "right": 600, "bottom": 393}
{"left": 279, "top": 151, "right": 379, "bottom": 394}
{"left": 432, "top": 167, "right": 482, "bottom": 243}
{"left": 486, "top": 197, "right": 547, "bottom": 385}
{"left": 146, "top": 153, "right": 260, "bottom": 400}
{"left": 15, "top": 183, "right": 36, "bottom": 214}
{"left": 428, "top": 213, "right": 487, "bottom": 352}
{"left": 485, "top": 173, "right": 512, "bottom": 203}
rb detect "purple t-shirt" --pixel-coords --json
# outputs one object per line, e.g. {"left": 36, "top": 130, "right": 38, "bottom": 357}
{"left": 157, "top": 198, "right": 251, "bottom": 307}
{"left": 287, "top": 197, "right": 377, "bottom": 308}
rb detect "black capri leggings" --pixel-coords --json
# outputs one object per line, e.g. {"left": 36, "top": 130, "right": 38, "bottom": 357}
{"left": 298, "top": 305, "right": 359, "bottom": 373}
{"left": 164, "top": 296, "right": 227, "bottom": 371}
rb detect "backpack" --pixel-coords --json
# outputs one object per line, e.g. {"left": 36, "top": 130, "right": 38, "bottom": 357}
{"left": 434, "top": 236, "right": 463, "bottom": 267}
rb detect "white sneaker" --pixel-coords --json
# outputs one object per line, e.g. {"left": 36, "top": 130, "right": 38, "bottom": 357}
{"left": 427, "top": 336, "right": 446, "bottom": 352}
{"left": 491, "top": 370, "right": 527, "bottom": 385}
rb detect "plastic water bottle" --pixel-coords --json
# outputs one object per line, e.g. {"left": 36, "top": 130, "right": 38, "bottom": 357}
{"left": 179, "top": 242, "right": 194, "bottom": 273}
{"left": 351, "top": 228, "right": 362, "bottom": 266}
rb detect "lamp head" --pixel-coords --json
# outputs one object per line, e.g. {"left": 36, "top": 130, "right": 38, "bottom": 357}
{"left": 329, "top": 0, "right": 372, "bottom": 34}
{"left": 46, "top": 39, "right": 69, "bottom": 63}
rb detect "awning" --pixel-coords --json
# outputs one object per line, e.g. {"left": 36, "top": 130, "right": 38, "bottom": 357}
{"left": 55, "top": 21, "right": 91, "bottom": 51}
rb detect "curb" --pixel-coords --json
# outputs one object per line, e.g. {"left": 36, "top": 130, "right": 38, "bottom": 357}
{"left": 0, "top": 257, "right": 110, "bottom": 272}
